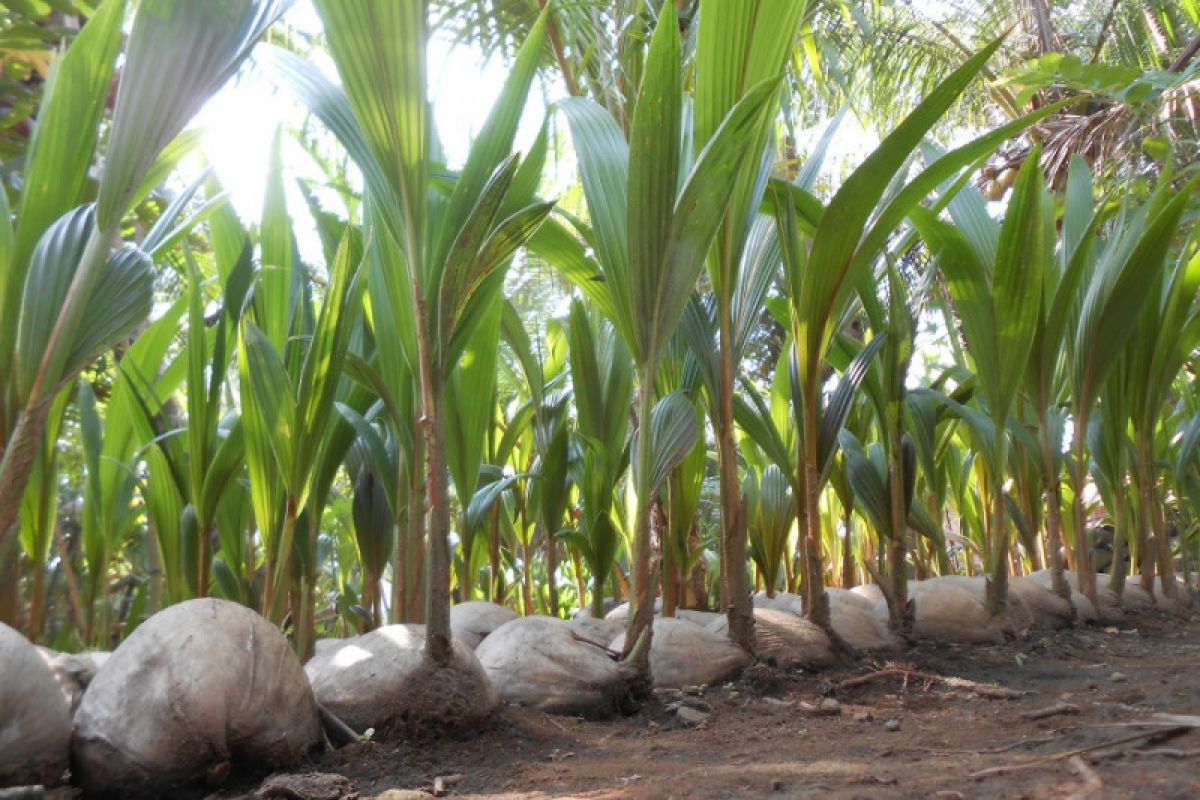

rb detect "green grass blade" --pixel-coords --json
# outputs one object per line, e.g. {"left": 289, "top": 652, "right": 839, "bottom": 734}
{"left": 627, "top": 0, "right": 682, "bottom": 365}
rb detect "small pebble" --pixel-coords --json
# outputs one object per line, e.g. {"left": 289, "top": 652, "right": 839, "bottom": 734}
{"left": 853, "top": 712, "right": 873, "bottom": 723}
{"left": 818, "top": 698, "right": 842, "bottom": 716}
{"left": 676, "top": 706, "right": 710, "bottom": 727}
{"left": 1110, "top": 671, "right": 1128, "bottom": 683}
{"left": 885, "top": 718, "right": 901, "bottom": 732}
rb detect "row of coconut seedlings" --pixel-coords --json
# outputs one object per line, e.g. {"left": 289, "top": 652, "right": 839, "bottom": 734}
{"left": 3, "top": 570, "right": 1193, "bottom": 797}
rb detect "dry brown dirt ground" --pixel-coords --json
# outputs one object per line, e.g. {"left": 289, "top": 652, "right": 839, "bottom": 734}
{"left": 216, "top": 609, "right": 1200, "bottom": 800}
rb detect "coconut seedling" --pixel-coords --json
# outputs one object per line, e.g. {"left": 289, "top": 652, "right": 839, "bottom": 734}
{"left": 915, "top": 154, "right": 1048, "bottom": 620}
{"left": 565, "top": 299, "right": 634, "bottom": 619}
{"left": 1011, "top": 156, "right": 1098, "bottom": 606}
{"left": 0, "top": 0, "right": 289, "bottom": 626}
{"left": 766, "top": 35, "right": 1068, "bottom": 633}
{"left": 1088, "top": 365, "right": 1135, "bottom": 595}
{"left": 1063, "top": 167, "right": 1198, "bottom": 609}
{"left": 693, "top": 0, "right": 810, "bottom": 653}
{"left": 745, "top": 464, "right": 796, "bottom": 598}
{"left": 1125, "top": 225, "right": 1200, "bottom": 600}
{"left": 237, "top": 227, "right": 366, "bottom": 657}
{"left": 284, "top": 1, "right": 555, "bottom": 670}
{"left": 492, "top": 295, "right": 573, "bottom": 615}
{"left": 850, "top": 264, "right": 922, "bottom": 631}
{"left": 558, "top": 1, "right": 780, "bottom": 680}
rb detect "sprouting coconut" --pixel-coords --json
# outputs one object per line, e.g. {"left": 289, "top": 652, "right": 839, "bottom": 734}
{"left": 71, "top": 599, "right": 321, "bottom": 798}
{"left": 707, "top": 608, "right": 836, "bottom": 670}
{"left": 610, "top": 616, "right": 751, "bottom": 689}
{"left": 449, "top": 601, "right": 519, "bottom": 649}
{"left": 305, "top": 624, "right": 498, "bottom": 733}
{"left": 475, "top": 616, "right": 631, "bottom": 717}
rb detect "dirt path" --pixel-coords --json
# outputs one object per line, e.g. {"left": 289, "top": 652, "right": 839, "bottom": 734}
{"left": 230, "top": 610, "right": 1200, "bottom": 800}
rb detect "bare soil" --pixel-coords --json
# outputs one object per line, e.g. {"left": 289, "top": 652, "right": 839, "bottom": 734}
{"left": 223, "top": 609, "right": 1200, "bottom": 800}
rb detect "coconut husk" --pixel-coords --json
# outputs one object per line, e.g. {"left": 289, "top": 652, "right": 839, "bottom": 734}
{"left": 36, "top": 647, "right": 109, "bottom": 714}
{"left": 566, "top": 616, "right": 625, "bottom": 649}
{"left": 707, "top": 608, "right": 835, "bottom": 670}
{"left": 72, "top": 599, "right": 320, "bottom": 798}
{"left": 449, "top": 601, "right": 519, "bottom": 650}
{"left": 1009, "top": 576, "right": 1074, "bottom": 629}
{"left": 475, "top": 616, "right": 629, "bottom": 718}
{"left": 1027, "top": 570, "right": 1112, "bottom": 622}
{"left": 901, "top": 578, "right": 1005, "bottom": 645}
{"left": 305, "top": 624, "right": 497, "bottom": 733}
{"left": 611, "top": 616, "right": 751, "bottom": 689}
{"left": 827, "top": 592, "right": 903, "bottom": 653}
{"left": 1, "top": 624, "right": 72, "bottom": 788}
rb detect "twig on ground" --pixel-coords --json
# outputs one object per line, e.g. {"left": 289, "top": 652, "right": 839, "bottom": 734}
{"left": 1023, "top": 702, "right": 1081, "bottom": 720}
{"left": 968, "top": 725, "right": 1192, "bottom": 779}
{"left": 903, "top": 732, "right": 1065, "bottom": 756}
{"left": 432, "top": 774, "right": 463, "bottom": 797}
{"left": 570, "top": 630, "right": 622, "bottom": 658}
{"left": 1135, "top": 746, "right": 1200, "bottom": 758}
{"left": 317, "top": 702, "right": 364, "bottom": 747}
{"left": 833, "top": 667, "right": 1025, "bottom": 699}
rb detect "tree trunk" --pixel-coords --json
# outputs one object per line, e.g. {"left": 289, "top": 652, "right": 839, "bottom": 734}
{"left": 392, "top": 480, "right": 406, "bottom": 623}
{"left": 1071, "top": 433, "right": 1098, "bottom": 611}
{"left": 0, "top": 399, "right": 54, "bottom": 618}
{"left": 420, "top": 378, "right": 453, "bottom": 665}
{"left": 662, "top": 501, "right": 678, "bottom": 617}
{"left": 985, "top": 429, "right": 1010, "bottom": 620}
{"left": 623, "top": 379, "right": 657, "bottom": 684}
{"left": 297, "top": 514, "right": 321, "bottom": 659}
{"left": 841, "top": 510, "right": 855, "bottom": 588}
{"left": 1108, "top": 486, "right": 1129, "bottom": 598}
{"left": 717, "top": 316, "right": 754, "bottom": 652}
{"left": 543, "top": 522, "right": 559, "bottom": 616}
{"left": 1038, "top": 418, "right": 1072, "bottom": 604}
{"left": 521, "top": 539, "right": 535, "bottom": 615}
{"left": 0, "top": 535, "right": 20, "bottom": 630}
{"left": 799, "top": 397, "right": 832, "bottom": 633}
{"left": 590, "top": 560, "right": 607, "bottom": 618}
{"left": 488, "top": 504, "right": 502, "bottom": 604}
{"left": 686, "top": 520, "right": 708, "bottom": 609}
{"left": 885, "top": 420, "right": 909, "bottom": 632}
{"left": 461, "top": 532, "right": 475, "bottom": 603}
{"left": 570, "top": 548, "right": 587, "bottom": 615}
{"left": 1140, "top": 438, "right": 1176, "bottom": 599}
{"left": 407, "top": 444, "right": 426, "bottom": 623}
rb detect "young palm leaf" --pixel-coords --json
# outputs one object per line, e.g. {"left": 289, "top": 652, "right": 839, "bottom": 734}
{"left": 309, "top": 0, "right": 552, "bottom": 664}
{"left": 0, "top": 0, "right": 288, "bottom": 604}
